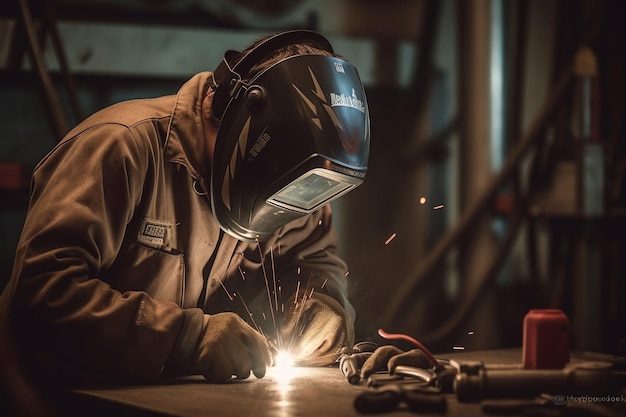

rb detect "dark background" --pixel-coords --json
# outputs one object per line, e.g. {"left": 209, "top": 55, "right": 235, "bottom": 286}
{"left": 1, "top": 0, "right": 625, "bottom": 356}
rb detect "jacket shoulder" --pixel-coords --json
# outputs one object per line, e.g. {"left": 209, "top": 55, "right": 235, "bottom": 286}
{"left": 65, "top": 95, "right": 176, "bottom": 139}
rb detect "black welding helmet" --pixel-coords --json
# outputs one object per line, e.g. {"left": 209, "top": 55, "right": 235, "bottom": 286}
{"left": 210, "top": 30, "right": 370, "bottom": 241}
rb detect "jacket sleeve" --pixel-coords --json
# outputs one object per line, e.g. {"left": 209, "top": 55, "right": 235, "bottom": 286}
{"left": 265, "top": 204, "right": 355, "bottom": 345}
{"left": 8, "top": 124, "right": 202, "bottom": 383}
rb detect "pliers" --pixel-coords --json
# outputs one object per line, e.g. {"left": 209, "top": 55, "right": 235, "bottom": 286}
{"left": 353, "top": 358, "right": 458, "bottom": 414}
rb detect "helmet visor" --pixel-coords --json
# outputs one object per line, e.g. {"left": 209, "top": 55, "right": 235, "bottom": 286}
{"left": 267, "top": 168, "right": 362, "bottom": 214}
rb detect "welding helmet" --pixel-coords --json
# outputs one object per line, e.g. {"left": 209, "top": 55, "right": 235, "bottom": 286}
{"left": 210, "top": 30, "right": 370, "bottom": 241}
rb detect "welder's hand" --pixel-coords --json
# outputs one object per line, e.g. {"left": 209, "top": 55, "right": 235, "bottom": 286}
{"left": 192, "top": 313, "right": 272, "bottom": 382}
{"left": 280, "top": 293, "right": 349, "bottom": 367}
{"left": 360, "top": 346, "right": 432, "bottom": 379}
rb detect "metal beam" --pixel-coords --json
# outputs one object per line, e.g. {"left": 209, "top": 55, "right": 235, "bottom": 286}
{"left": 0, "top": 19, "right": 416, "bottom": 87}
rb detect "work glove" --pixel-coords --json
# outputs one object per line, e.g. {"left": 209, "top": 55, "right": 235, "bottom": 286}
{"left": 191, "top": 312, "right": 272, "bottom": 382}
{"left": 279, "top": 293, "right": 352, "bottom": 367}
{"left": 360, "top": 345, "right": 432, "bottom": 380}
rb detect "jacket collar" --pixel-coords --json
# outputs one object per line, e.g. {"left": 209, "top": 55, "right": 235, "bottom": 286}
{"left": 164, "top": 72, "right": 213, "bottom": 187}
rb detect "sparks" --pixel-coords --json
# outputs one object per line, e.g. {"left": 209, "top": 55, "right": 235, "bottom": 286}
{"left": 384, "top": 233, "right": 397, "bottom": 245}
{"left": 270, "top": 245, "right": 278, "bottom": 312}
{"left": 419, "top": 197, "right": 427, "bottom": 204}
{"left": 237, "top": 290, "right": 263, "bottom": 335}
{"left": 433, "top": 204, "right": 444, "bottom": 210}
{"left": 257, "top": 239, "right": 276, "bottom": 328}
{"left": 294, "top": 281, "right": 300, "bottom": 304}
{"left": 453, "top": 346, "right": 465, "bottom": 350}
{"left": 216, "top": 275, "right": 233, "bottom": 301}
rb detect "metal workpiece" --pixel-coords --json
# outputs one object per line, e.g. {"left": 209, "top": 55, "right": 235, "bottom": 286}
{"left": 393, "top": 365, "right": 437, "bottom": 383}
{"left": 454, "top": 361, "right": 614, "bottom": 402}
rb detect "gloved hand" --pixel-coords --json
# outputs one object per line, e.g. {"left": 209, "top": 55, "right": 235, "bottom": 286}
{"left": 360, "top": 345, "right": 432, "bottom": 380}
{"left": 279, "top": 293, "right": 351, "bottom": 367}
{"left": 192, "top": 312, "right": 272, "bottom": 382}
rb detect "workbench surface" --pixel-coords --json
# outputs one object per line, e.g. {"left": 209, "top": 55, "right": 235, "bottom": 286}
{"left": 65, "top": 367, "right": 480, "bottom": 417}
{"left": 61, "top": 349, "right": 623, "bottom": 417}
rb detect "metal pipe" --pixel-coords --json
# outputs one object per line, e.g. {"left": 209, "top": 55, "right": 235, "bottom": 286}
{"left": 383, "top": 65, "right": 575, "bottom": 328}
{"left": 17, "top": 0, "right": 68, "bottom": 140}
{"left": 42, "top": 0, "right": 84, "bottom": 123}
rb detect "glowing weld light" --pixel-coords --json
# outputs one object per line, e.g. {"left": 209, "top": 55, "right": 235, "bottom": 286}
{"left": 275, "top": 351, "right": 295, "bottom": 368}
{"left": 272, "top": 351, "right": 299, "bottom": 385}
{"left": 270, "top": 350, "right": 301, "bottom": 415}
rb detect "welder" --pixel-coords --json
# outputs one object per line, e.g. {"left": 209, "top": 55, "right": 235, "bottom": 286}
{"left": 0, "top": 30, "right": 370, "bottom": 417}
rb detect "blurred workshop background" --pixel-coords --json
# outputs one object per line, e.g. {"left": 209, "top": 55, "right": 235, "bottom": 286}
{"left": 1, "top": 0, "right": 625, "bottom": 356}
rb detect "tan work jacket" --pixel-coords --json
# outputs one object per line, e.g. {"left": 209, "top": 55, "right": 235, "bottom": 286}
{"left": 0, "top": 72, "right": 354, "bottom": 416}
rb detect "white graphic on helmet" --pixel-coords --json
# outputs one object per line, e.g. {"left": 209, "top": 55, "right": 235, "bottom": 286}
{"left": 222, "top": 116, "right": 251, "bottom": 210}
{"left": 330, "top": 89, "right": 366, "bottom": 113}
{"left": 248, "top": 127, "right": 271, "bottom": 160}
{"left": 292, "top": 67, "right": 344, "bottom": 132}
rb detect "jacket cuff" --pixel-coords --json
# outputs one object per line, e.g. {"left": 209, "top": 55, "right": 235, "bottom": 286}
{"left": 162, "top": 308, "right": 205, "bottom": 377}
